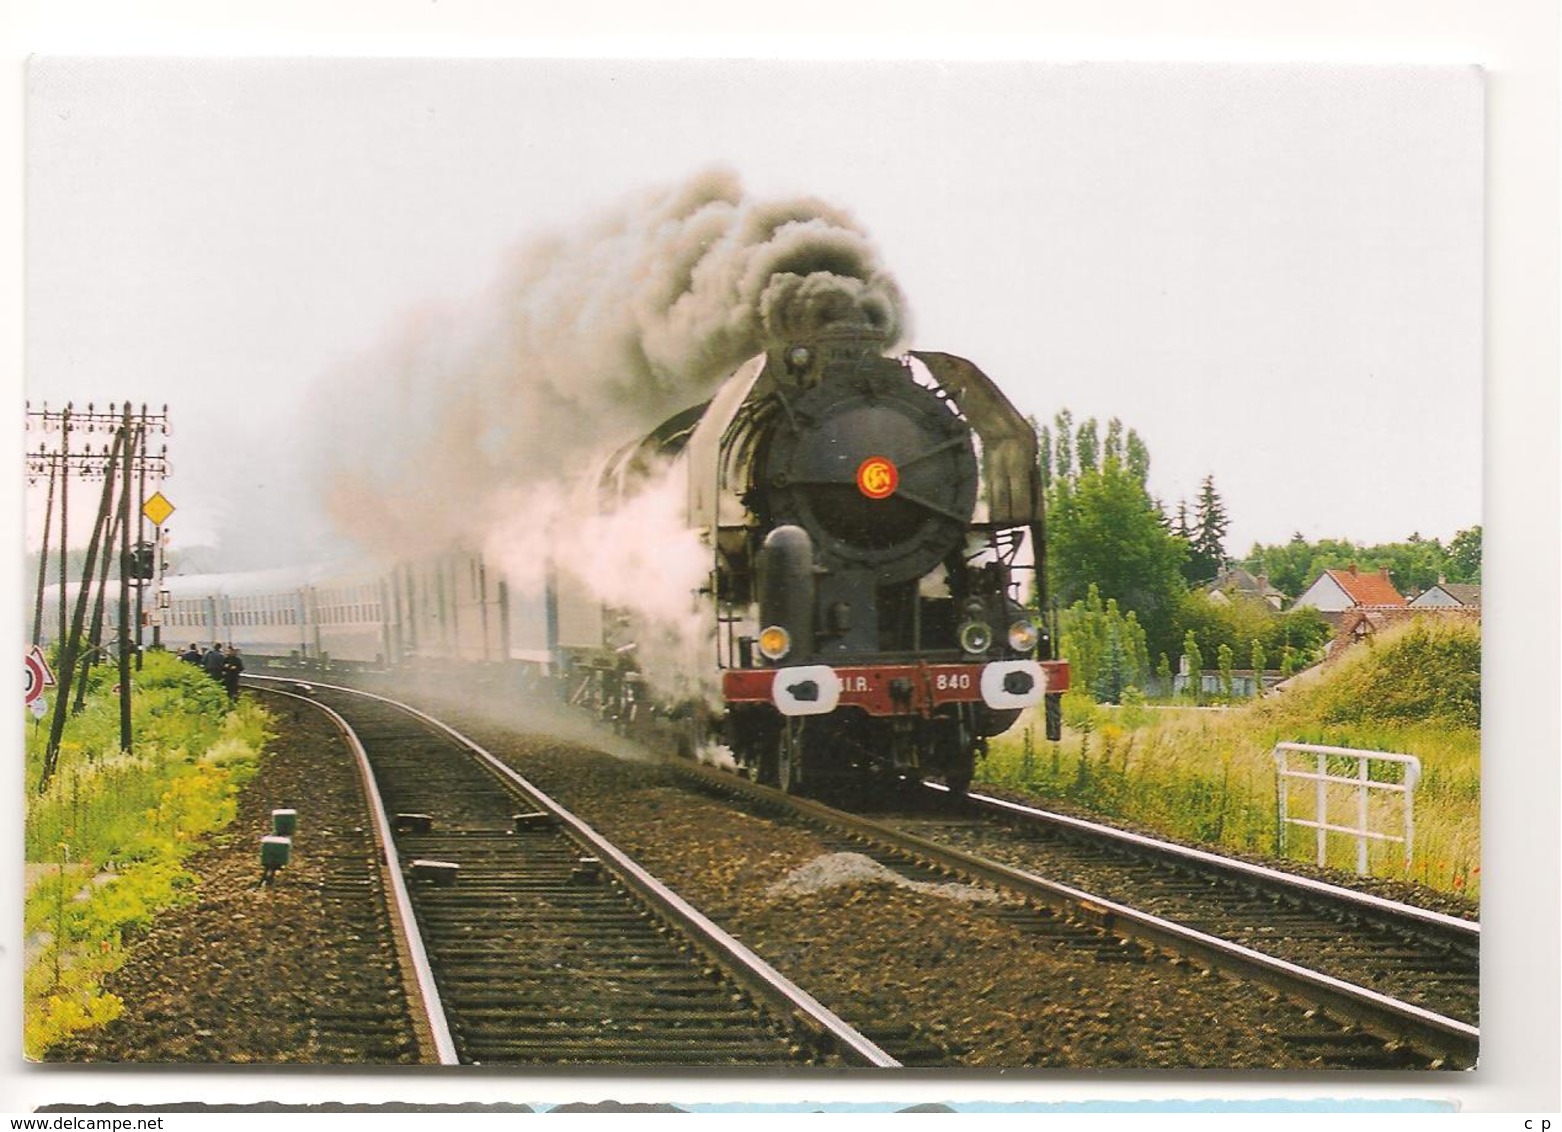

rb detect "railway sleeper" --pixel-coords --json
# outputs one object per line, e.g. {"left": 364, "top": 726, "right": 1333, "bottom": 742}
{"left": 436, "top": 962, "right": 719, "bottom": 983}
{"left": 462, "top": 1046, "right": 805, "bottom": 1065}
{"left": 443, "top": 996, "right": 744, "bottom": 1019}
{"left": 416, "top": 912, "right": 658, "bottom": 930}
{"left": 462, "top": 1020, "right": 791, "bottom": 1042}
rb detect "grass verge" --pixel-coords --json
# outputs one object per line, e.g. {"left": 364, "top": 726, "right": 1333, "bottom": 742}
{"left": 982, "top": 618, "right": 1480, "bottom": 900}
{"left": 22, "top": 650, "right": 273, "bottom": 1058}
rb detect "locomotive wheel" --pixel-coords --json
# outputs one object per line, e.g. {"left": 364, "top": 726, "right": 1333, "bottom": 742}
{"left": 941, "top": 714, "right": 977, "bottom": 797}
{"left": 776, "top": 722, "right": 801, "bottom": 794}
{"left": 944, "top": 766, "right": 973, "bottom": 798}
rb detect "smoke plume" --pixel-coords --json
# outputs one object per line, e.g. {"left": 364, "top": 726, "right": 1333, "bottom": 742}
{"left": 317, "top": 168, "right": 907, "bottom": 558}
{"left": 313, "top": 170, "right": 908, "bottom": 700}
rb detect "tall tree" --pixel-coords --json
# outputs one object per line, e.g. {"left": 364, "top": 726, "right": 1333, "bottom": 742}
{"left": 1046, "top": 413, "right": 1188, "bottom": 660}
{"left": 1125, "top": 430, "right": 1150, "bottom": 486}
{"left": 1104, "top": 417, "right": 1124, "bottom": 467}
{"left": 1184, "top": 474, "right": 1229, "bottom": 585}
{"left": 1052, "top": 409, "right": 1074, "bottom": 483}
{"left": 1446, "top": 525, "right": 1481, "bottom": 583}
{"left": 1076, "top": 417, "right": 1100, "bottom": 474}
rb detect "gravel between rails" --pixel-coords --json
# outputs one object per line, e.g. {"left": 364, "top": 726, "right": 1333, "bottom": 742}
{"left": 46, "top": 693, "right": 419, "bottom": 1064}
{"left": 433, "top": 710, "right": 1395, "bottom": 1069}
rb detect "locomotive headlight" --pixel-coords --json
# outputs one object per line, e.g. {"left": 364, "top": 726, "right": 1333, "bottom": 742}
{"left": 1007, "top": 618, "right": 1040, "bottom": 654}
{"left": 958, "top": 620, "right": 993, "bottom": 655}
{"left": 758, "top": 625, "right": 792, "bottom": 661}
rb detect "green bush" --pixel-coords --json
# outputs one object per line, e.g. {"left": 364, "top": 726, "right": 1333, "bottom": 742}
{"left": 1312, "top": 620, "right": 1480, "bottom": 730}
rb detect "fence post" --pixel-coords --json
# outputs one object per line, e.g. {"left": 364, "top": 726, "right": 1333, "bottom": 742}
{"left": 1315, "top": 748, "right": 1327, "bottom": 866}
{"left": 1272, "top": 742, "right": 1421, "bottom": 878}
{"left": 1356, "top": 758, "right": 1370, "bottom": 874}
{"left": 1275, "top": 746, "right": 1288, "bottom": 856}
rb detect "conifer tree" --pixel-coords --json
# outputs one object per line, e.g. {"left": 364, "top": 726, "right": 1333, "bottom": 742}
{"left": 1185, "top": 474, "right": 1230, "bottom": 585}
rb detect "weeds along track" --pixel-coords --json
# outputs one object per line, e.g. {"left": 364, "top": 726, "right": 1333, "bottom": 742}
{"left": 257, "top": 679, "right": 890, "bottom": 1068}
{"left": 898, "top": 786, "right": 1480, "bottom": 1029}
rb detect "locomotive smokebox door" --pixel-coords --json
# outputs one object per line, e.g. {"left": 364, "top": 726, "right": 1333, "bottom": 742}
{"left": 760, "top": 347, "right": 979, "bottom": 589}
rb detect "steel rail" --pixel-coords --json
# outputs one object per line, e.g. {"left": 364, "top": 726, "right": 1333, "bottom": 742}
{"left": 938, "top": 784, "right": 1479, "bottom": 947}
{"left": 253, "top": 683, "right": 459, "bottom": 1065}
{"left": 246, "top": 675, "right": 900, "bottom": 1068}
{"left": 681, "top": 761, "right": 1479, "bottom": 1068}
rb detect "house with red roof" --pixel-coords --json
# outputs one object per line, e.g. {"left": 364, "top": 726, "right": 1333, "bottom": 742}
{"left": 1291, "top": 563, "right": 1406, "bottom": 625}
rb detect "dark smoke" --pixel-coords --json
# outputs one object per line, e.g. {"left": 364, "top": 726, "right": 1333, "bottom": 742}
{"left": 317, "top": 168, "right": 909, "bottom": 559}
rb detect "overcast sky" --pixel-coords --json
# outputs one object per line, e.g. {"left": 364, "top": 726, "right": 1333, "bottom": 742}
{"left": 24, "top": 58, "right": 1482, "bottom": 565}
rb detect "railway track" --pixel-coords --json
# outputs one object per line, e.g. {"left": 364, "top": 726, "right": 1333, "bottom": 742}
{"left": 250, "top": 676, "right": 897, "bottom": 1067}
{"left": 668, "top": 761, "right": 1479, "bottom": 1069}
{"left": 246, "top": 671, "right": 1477, "bottom": 1069}
{"left": 907, "top": 786, "right": 1479, "bottom": 1025}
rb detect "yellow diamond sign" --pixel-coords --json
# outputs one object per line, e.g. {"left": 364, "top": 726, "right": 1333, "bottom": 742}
{"left": 142, "top": 491, "right": 175, "bottom": 526}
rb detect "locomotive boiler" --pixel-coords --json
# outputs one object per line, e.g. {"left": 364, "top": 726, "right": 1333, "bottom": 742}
{"left": 598, "top": 322, "right": 1069, "bottom": 794}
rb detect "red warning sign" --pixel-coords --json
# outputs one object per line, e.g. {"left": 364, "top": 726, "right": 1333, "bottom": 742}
{"left": 24, "top": 646, "right": 55, "bottom": 706}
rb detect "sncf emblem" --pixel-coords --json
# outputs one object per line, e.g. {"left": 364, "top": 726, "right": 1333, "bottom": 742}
{"left": 856, "top": 456, "right": 899, "bottom": 500}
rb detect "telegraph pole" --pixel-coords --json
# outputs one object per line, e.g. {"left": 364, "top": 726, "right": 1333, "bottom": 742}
{"left": 27, "top": 402, "right": 171, "bottom": 793}
{"left": 118, "top": 403, "right": 133, "bottom": 754}
{"left": 58, "top": 407, "right": 70, "bottom": 649}
{"left": 39, "top": 427, "right": 123, "bottom": 792}
{"left": 135, "top": 412, "right": 148, "bottom": 668}
{"left": 31, "top": 452, "right": 56, "bottom": 646}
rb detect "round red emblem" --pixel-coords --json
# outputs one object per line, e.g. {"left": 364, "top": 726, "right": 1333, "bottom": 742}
{"left": 856, "top": 456, "right": 899, "bottom": 500}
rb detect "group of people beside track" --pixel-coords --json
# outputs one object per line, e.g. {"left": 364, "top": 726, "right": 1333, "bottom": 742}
{"left": 181, "top": 641, "right": 245, "bottom": 704}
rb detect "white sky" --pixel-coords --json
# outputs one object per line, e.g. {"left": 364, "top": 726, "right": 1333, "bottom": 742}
{"left": 23, "top": 57, "right": 1483, "bottom": 559}
{"left": 3, "top": 0, "right": 1558, "bottom": 1116}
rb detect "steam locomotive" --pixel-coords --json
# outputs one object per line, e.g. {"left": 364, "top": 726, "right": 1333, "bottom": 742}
{"left": 49, "top": 325, "right": 1067, "bottom": 796}
{"left": 596, "top": 323, "right": 1068, "bottom": 793}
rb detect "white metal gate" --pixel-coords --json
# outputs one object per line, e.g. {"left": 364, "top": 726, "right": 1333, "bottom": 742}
{"left": 1273, "top": 742, "right": 1421, "bottom": 874}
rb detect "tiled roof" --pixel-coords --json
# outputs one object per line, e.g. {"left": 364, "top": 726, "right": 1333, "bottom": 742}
{"left": 1324, "top": 566, "right": 1406, "bottom": 607}
{"left": 1209, "top": 567, "right": 1285, "bottom": 598}
{"left": 1440, "top": 583, "right": 1482, "bottom": 607}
